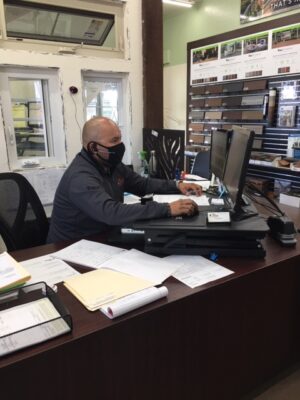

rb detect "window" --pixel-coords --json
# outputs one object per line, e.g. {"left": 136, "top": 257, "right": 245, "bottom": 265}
{"left": 83, "top": 73, "right": 124, "bottom": 125}
{"left": 3, "top": 0, "right": 115, "bottom": 47}
{"left": 0, "top": 67, "right": 66, "bottom": 169}
{"left": 83, "top": 72, "right": 130, "bottom": 164}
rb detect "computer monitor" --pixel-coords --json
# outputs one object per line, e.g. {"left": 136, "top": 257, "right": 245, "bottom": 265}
{"left": 210, "top": 129, "right": 231, "bottom": 181}
{"left": 222, "top": 125, "right": 255, "bottom": 220}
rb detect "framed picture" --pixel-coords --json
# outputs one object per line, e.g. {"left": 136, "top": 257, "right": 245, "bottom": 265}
{"left": 277, "top": 105, "right": 297, "bottom": 127}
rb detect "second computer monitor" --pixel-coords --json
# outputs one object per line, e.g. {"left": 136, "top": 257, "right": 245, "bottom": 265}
{"left": 210, "top": 129, "right": 231, "bottom": 181}
{"left": 222, "top": 125, "right": 255, "bottom": 217}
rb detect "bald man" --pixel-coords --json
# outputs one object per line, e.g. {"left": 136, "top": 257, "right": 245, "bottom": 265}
{"left": 47, "top": 117, "right": 202, "bottom": 243}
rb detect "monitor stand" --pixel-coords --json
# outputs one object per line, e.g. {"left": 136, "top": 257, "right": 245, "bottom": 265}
{"left": 230, "top": 200, "right": 258, "bottom": 221}
{"left": 143, "top": 231, "right": 266, "bottom": 258}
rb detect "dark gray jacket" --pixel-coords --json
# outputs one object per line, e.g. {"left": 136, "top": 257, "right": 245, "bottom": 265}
{"left": 47, "top": 149, "right": 179, "bottom": 243}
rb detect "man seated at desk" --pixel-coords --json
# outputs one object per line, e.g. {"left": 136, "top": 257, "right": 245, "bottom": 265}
{"left": 47, "top": 117, "right": 202, "bottom": 243}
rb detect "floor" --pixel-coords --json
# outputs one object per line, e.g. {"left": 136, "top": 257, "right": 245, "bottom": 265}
{"left": 244, "top": 365, "right": 300, "bottom": 400}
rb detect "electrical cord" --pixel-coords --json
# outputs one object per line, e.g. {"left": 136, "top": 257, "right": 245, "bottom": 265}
{"left": 70, "top": 94, "right": 82, "bottom": 142}
{"left": 245, "top": 182, "right": 285, "bottom": 217}
{"left": 245, "top": 191, "right": 282, "bottom": 216}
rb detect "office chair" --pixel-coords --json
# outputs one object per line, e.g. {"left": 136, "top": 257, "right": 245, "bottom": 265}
{"left": 191, "top": 150, "right": 211, "bottom": 180}
{"left": 0, "top": 172, "right": 49, "bottom": 251}
{"left": 143, "top": 128, "right": 185, "bottom": 179}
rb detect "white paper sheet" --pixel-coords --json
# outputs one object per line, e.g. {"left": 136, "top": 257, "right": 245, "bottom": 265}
{"left": 0, "top": 252, "right": 22, "bottom": 287}
{"left": 52, "top": 239, "right": 127, "bottom": 268}
{"left": 21, "top": 255, "right": 79, "bottom": 287}
{"left": 123, "top": 193, "right": 141, "bottom": 204}
{"left": 153, "top": 194, "right": 210, "bottom": 206}
{"left": 183, "top": 179, "right": 211, "bottom": 191}
{"left": 166, "top": 255, "right": 234, "bottom": 288}
{"left": 21, "top": 168, "right": 65, "bottom": 205}
{"left": 0, "top": 297, "right": 70, "bottom": 356}
{"left": 99, "top": 249, "right": 181, "bottom": 285}
{"left": 100, "top": 286, "right": 168, "bottom": 319}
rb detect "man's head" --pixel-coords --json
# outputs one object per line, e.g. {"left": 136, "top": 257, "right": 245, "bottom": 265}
{"left": 82, "top": 117, "right": 125, "bottom": 167}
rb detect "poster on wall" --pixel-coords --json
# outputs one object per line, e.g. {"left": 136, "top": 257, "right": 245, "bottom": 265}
{"left": 271, "top": 23, "right": 300, "bottom": 75}
{"left": 240, "top": 0, "right": 300, "bottom": 24}
{"left": 190, "top": 22, "right": 300, "bottom": 85}
{"left": 190, "top": 45, "right": 220, "bottom": 84}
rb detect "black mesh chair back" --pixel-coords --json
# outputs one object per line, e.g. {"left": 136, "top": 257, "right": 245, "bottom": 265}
{"left": 0, "top": 173, "right": 49, "bottom": 251}
{"left": 143, "top": 128, "right": 185, "bottom": 179}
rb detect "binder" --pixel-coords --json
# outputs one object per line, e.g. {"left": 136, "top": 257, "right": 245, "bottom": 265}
{"left": 0, "top": 282, "right": 72, "bottom": 356}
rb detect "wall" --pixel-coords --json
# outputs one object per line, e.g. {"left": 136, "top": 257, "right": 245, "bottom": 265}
{"left": 0, "top": 0, "right": 143, "bottom": 172}
{"left": 163, "top": 0, "right": 300, "bottom": 129}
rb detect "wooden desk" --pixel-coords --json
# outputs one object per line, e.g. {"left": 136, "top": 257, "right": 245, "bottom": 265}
{"left": 1, "top": 206, "right": 300, "bottom": 400}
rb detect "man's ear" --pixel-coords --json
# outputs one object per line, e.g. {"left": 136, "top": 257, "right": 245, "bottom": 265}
{"left": 87, "top": 141, "right": 97, "bottom": 154}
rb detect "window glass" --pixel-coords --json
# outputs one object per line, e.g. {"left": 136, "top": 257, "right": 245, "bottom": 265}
{"left": 84, "top": 77, "right": 123, "bottom": 124}
{"left": 0, "top": 68, "right": 65, "bottom": 169}
{"left": 4, "top": 1, "right": 115, "bottom": 47}
{"left": 9, "top": 78, "right": 51, "bottom": 158}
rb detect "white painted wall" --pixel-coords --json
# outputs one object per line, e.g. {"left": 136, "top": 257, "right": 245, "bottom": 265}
{"left": 0, "top": 0, "right": 143, "bottom": 172}
{"left": 163, "top": 63, "right": 187, "bottom": 130}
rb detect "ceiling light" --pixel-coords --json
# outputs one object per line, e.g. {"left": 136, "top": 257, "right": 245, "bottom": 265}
{"left": 163, "top": 0, "right": 194, "bottom": 8}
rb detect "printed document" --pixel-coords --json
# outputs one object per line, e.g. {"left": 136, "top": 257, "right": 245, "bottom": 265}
{"left": 0, "top": 297, "right": 70, "bottom": 356}
{"left": 21, "top": 255, "right": 79, "bottom": 287}
{"left": 99, "top": 248, "right": 181, "bottom": 284}
{"left": 52, "top": 239, "right": 127, "bottom": 268}
{"left": 165, "top": 255, "right": 234, "bottom": 288}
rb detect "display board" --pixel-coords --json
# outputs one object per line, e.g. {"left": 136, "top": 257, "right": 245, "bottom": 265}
{"left": 186, "top": 14, "right": 300, "bottom": 191}
{"left": 190, "top": 22, "right": 300, "bottom": 85}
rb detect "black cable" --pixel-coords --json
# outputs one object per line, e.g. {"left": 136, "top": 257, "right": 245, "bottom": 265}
{"left": 245, "top": 192, "right": 282, "bottom": 216}
{"left": 245, "top": 182, "right": 284, "bottom": 216}
{"left": 70, "top": 94, "right": 82, "bottom": 142}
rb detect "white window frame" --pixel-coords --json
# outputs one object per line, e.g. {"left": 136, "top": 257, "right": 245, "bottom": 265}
{"left": 82, "top": 71, "right": 130, "bottom": 164}
{"left": 0, "top": 0, "right": 125, "bottom": 57}
{"left": 0, "top": 66, "right": 66, "bottom": 170}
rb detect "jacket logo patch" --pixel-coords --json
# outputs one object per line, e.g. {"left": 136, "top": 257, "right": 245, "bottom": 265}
{"left": 117, "top": 177, "right": 124, "bottom": 186}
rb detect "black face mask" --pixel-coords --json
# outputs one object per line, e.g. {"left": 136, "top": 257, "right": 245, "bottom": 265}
{"left": 93, "top": 142, "right": 125, "bottom": 168}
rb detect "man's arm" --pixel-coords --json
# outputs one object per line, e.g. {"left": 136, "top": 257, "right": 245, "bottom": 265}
{"left": 121, "top": 164, "right": 178, "bottom": 196}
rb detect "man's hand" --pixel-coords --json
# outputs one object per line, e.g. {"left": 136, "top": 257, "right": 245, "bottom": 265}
{"left": 169, "top": 199, "right": 198, "bottom": 217}
{"left": 177, "top": 182, "right": 202, "bottom": 196}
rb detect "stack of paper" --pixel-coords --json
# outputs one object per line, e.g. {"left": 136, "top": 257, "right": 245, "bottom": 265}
{"left": 21, "top": 255, "right": 79, "bottom": 287}
{"left": 0, "top": 252, "right": 31, "bottom": 291}
{"left": 64, "top": 269, "right": 154, "bottom": 311}
{"left": 52, "top": 239, "right": 127, "bottom": 268}
{"left": 99, "top": 249, "right": 180, "bottom": 284}
{"left": 166, "top": 255, "right": 234, "bottom": 288}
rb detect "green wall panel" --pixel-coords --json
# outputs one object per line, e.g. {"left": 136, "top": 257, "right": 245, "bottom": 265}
{"left": 163, "top": 0, "right": 300, "bottom": 66}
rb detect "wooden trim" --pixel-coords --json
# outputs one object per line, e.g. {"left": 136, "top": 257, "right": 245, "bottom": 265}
{"left": 142, "top": 0, "right": 163, "bottom": 129}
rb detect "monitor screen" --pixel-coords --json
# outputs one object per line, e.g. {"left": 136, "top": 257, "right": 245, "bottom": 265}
{"left": 210, "top": 129, "right": 231, "bottom": 181}
{"left": 222, "top": 125, "right": 254, "bottom": 216}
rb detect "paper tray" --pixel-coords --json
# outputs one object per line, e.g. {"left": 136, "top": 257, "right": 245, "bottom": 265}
{"left": 0, "top": 282, "right": 72, "bottom": 357}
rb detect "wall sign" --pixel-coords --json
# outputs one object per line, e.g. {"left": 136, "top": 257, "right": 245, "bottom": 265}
{"left": 190, "top": 23, "right": 300, "bottom": 85}
{"left": 240, "top": 0, "right": 300, "bottom": 24}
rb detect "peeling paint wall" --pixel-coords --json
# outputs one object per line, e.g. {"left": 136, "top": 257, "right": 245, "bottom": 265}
{"left": 0, "top": 0, "right": 143, "bottom": 172}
